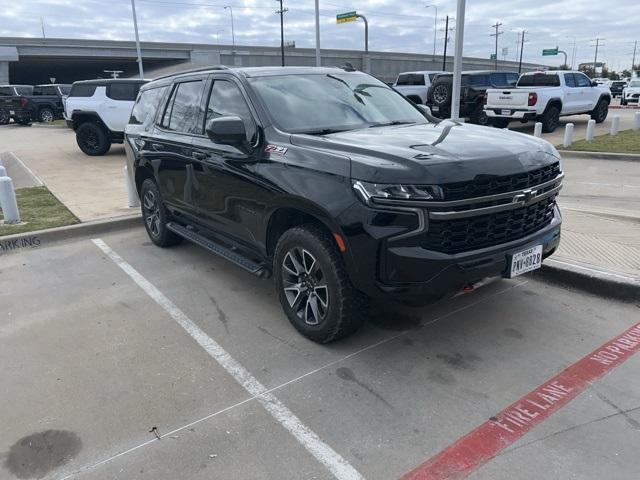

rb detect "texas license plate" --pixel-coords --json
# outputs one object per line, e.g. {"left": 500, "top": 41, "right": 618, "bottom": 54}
{"left": 501, "top": 109, "right": 511, "bottom": 115}
{"left": 509, "top": 245, "right": 543, "bottom": 278}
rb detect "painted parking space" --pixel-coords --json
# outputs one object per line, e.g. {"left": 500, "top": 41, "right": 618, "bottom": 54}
{"left": 1, "top": 228, "right": 639, "bottom": 479}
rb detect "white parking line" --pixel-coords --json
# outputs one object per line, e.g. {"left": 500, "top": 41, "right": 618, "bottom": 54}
{"left": 91, "top": 238, "right": 365, "bottom": 480}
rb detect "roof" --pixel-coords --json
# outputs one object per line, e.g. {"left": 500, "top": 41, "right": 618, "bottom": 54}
{"left": 71, "top": 78, "right": 148, "bottom": 86}
{"left": 35, "top": 83, "right": 72, "bottom": 87}
{"left": 436, "top": 70, "right": 519, "bottom": 76}
{"left": 396, "top": 71, "right": 445, "bottom": 75}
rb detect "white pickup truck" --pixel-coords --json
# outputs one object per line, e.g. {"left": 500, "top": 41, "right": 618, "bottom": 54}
{"left": 392, "top": 71, "right": 444, "bottom": 104}
{"left": 485, "top": 71, "right": 611, "bottom": 132}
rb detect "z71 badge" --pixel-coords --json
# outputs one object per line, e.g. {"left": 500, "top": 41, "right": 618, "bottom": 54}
{"left": 264, "top": 144, "right": 288, "bottom": 155}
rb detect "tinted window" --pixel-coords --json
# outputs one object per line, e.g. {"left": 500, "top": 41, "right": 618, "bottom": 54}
{"left": 490, "top": 73, "right": 518, "bottom": 87}
{"left": 161, "top": 80, "right": 204, "bottom": 134}
{"left": 206, "top": 80, "right": 256, "bottom": 142}
{"left": 564, "top": 74, "right": 576, "bottom": 87}
{"left": 69, "top": 84, "right": 97, "bottom": 97}
{"left": 108, "top": 82, "right": 139, "bottom": 101}
{"left": 36, "top": 86, "right": 57, "bottom": 95}
{"left": 517, "top": 74, "right": 560, "bottom": 87}
{"left": 575, "top": 73, "right": 592, "bottom": 87}
{"left": 130, "top": 85, "right": 168, "bottom": 126}
{"left": 0, "top": 87, "right": 11, "bottom": 96}
{"left": 468, "top": 74, "right": 491, "bottom": 87}
{"left": 59, "top": 85, "right": 72, "bottom": 95}
{"left": 395, "top": 74, "right": 425, "bottom": 86}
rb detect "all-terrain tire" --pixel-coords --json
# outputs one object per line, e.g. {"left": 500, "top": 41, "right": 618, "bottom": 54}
{"left": 590, "top": 98, "right": 609, "bottom": 123}
{"left": 76, "top": 122, "right": 111, "bottom": 156}
{"left": 140, "top": 178, "right": 182, "bottom": 247}
{"left": 469, "top": 103, "right": 490, "bottom": 126}
{"left": 274, "top": 224, "right": 368, "bottom": 343}
{"left": 540, "top": 105, "right": 560, "bottom": 133}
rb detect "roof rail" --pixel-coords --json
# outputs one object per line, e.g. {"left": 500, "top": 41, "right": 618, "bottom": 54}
{"left": 151, "top": 65, "right": 230, "bottom": 81}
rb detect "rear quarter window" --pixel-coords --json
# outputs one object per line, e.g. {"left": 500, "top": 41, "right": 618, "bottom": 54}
{"left": 396, "top": 74, "right": 425, "bottom": 86}
{"left": 517, "top": 74, "right": 560, "bottom": 87}
{"left": 129, "top": 86, "right": 169, "bottom": 126}
{"left": 69, "top": 84, "right": 98, "bottom": 97}
{"left": 107, "top": 83, "right": 140, "bottom": 101}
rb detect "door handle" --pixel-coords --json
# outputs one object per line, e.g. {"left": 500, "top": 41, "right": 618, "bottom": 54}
{"left": 192, "top": 151, "right": 207, "bottom": 160}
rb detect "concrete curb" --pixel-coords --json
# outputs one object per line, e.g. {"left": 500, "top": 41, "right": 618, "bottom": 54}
{"left": 557, "top": 150, "right": 640, "bottom": 162}
{"left": 0, "top": 214, "right": 142, "bottom": 255}
{"left": 535, "top": 258, "right": 640, "bottom": 302}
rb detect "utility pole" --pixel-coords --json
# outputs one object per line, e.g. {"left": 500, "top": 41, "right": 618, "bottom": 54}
{"left": 632, "top": 40, "right": 638, "bottom": 77}
{"left": 490, "top": 21, "right": 503, "bottom": 70}
{"left": 314, "top": 0, "right": 321, "bottom": 66}
{"left": 104, "top": 70, "right": 123, "bottom": 79}
{"left": 441, "top": 16, "right": 454, "bottom": 71}
{"left": 590, "top": 37, "right": 604, "bottom": 76}
{"left": 275, "top": 0, "right": 288, "bottom": 67}
{"left": 40, "top": 17, "right": 46, "bottom": 39}
{"left": 518, "top": 30, "right": 526, "bottom": 74}
{"left": 130, "top": 0, "right": 144, "bottom": 79}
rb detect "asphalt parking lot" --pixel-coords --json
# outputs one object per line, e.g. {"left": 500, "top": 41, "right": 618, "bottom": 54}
{"left": 2, "top": 227, "right": 639, "bottom": 480}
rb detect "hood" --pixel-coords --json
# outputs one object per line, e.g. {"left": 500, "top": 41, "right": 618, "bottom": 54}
{"left": 291, "top": 121, "right": 560, "bottom": 184}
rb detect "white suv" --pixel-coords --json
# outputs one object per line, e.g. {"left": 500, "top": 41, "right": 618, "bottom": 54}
{"left": 392, "top": 71, "right": 444, "bottom": 104}
{"left": 65, "top": 79, "right": 147, "bottom": 155}
{"left": 621, "top": 79, "right": 640, "bottom": 106}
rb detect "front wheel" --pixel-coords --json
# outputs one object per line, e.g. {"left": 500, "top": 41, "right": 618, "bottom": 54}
{"left": 38, "top": 107, "right": 55, "bottom": 123}
{"left": 140, "top": 179, "right": 182, "bottom": 247}
{"left": 591, "top": 99, "right": 609, "bottom": 123}
{"left": 274, "top": 225, "right": 368, "bottom": 343}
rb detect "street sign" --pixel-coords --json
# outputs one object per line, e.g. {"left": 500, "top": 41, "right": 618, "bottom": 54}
{"left": 337, "top": 11, "right": 357, "bottom": 24}
{"left": 542, "top": 48, "right": 559, "bottom": 56}
{"left": 490, "top": 53, "right": 497, "bottom": 60}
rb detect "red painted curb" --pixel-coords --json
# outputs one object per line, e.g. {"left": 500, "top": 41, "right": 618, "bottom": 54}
{"left": 400, "top": 321, "right": 640, "bottom": 480}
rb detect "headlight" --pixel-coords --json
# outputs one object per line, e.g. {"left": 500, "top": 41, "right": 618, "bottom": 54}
{"left": 353, "top": 180, "right": 443, "bottom": 204}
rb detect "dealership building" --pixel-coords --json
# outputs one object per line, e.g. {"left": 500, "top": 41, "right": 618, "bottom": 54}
{"left": 0, "top": 37, "right": 548, "bottom": 85}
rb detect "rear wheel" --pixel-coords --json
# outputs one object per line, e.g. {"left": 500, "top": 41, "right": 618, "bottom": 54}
{"left": 0, "top": 110, "right": 9, "bottom": 125}
{"left": 38, "top": 107, "right": 55, "bottom": 123}
{"left": 76, "top": 122, "right": 111, "bottom": 156}
{"left": 274, "top": 225, "right": 368, "bottom": 343}
{"left": 140, "top": 178, "right": 182, "bottom": 247}
{"left": 590, "top": 98, "right": 609, "bottom": 123}
{"left": 469, "top": 103, "right": 490, "bottom": 126}
{"left": 540, "top": 105, "right": 560, "bottom": 133}
{"left": 621, "top": 97, "right": 627, "bottom": 106}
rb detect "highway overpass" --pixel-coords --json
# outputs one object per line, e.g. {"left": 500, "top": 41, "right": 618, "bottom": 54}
{"left": 0, "top": 37, "right": 549, "bottom": 84}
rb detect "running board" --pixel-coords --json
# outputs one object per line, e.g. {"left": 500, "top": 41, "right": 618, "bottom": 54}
{"left": 167, "top": 222, "right": 271, "bottom": 278}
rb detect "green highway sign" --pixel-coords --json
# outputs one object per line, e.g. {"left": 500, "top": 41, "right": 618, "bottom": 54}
{"left": 542, "top": 48, "right": 559, "bottom": 56}
{"left": 337, "top": 11, "right": 357, "bottom": 24}
{"left": 490, "top": 53, "right": 497, "bottom": 60}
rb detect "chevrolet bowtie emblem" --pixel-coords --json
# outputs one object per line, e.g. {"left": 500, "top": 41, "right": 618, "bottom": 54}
{"left": 514, "top": 188, "right": 538, "bottom": 204}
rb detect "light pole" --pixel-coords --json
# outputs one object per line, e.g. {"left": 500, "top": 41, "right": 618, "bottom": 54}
{"left": 450, "top": 0, "right": 465, "bottom": 120}
{"left": 425, "top": 4, "right": 438, "bottom": 58}
{"left": 314, "top": 0, "right": 321, "bottom": 67}
{"left": 130, "top": 0, "right": 144, "bottom": 79}
{"left": 224, "top": 6, "right": 235, "bottom": 52}
{"left": 356, "top": 14, "right": 369, "bottom": 72}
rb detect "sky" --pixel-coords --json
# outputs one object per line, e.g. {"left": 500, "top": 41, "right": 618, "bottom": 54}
{"left": 1, "top": 0, "right": 639, "bottom": 72}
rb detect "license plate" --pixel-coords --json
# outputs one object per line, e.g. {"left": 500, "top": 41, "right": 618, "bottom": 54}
{"left": 10, "top": 110, "right": 14, "bottom": 115}
{"left": 509, "top": 245, "right": 543, "bottom": 278}
{"left": 431, "top": 106, "right": 439, "bottom": 112}
{"left": 501, "top": 109, "right": 511, "bottom": 115}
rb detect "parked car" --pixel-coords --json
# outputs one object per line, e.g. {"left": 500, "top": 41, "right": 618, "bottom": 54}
{"left": 0, "top": 83, "right": 70, "bottom": 125}
{"left": 126, "top": 66, "right": 563, "bottom": 343}
{"left": 392, "top": 71, "right": 444, "bottom": 105}
{"left": 485, "top": 71, "right": 611, "bottom": 132}
{"left": 65, "top": 78, "right": 147, "bottom": 155}
{"left": 621, "top": 79, "right": 640, "bottom": 106}
{"left": 426, "top": 71, "right": 520, "bottom": 125}
{"left": 0, "top": 85, "right": 34, "bottom": 125}
{"left": 609, "top": 80, "right": 627, "bottom": 98}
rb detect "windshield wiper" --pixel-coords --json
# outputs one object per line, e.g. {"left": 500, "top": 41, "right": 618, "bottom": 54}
{"left": 368, "top": 121, "right": 417, "bottom": 128}
{"left": 299, "top": 128, "right": 352, "bottom": 136}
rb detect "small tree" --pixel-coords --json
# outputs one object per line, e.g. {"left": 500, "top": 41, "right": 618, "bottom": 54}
{"left": 558, "top": 64, "right": 570, "bottom": 70}
{"left": 621, "top": 69, "right": 632, "bottom": 79}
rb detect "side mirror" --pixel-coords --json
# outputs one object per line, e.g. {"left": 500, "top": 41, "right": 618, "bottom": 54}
{"left": 416, "top": 104, "right": 432, "bottom": 116}
{"left": 206, "top": 116, "right": 247, "bottom": 145}
{"left": 591, "top": 80, "right": 598, "bottom": 87}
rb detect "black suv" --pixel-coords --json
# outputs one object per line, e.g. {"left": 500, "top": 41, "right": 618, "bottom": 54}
{"left": 126, "top": 66, "right": 563, "bottom": 343}
{"left": 609, "top": 81, "right": 627, "bottom": 98}
{"left": 427, "top": 71, "right": 519, "bottom": 125}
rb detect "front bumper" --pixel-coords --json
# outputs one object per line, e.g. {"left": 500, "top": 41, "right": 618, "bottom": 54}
{"left": 485, "top": 108, "right": 538, "bottom": 120}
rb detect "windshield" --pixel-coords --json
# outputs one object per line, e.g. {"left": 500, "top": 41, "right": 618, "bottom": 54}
{"left": 15, "top": 86, "right": 33, "bottom": 95}
{"left": 629, "top": 81, "right": 640, "bottom": 88}
{"left": 249, "top": 73, "right": 427, "bottom": 134}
